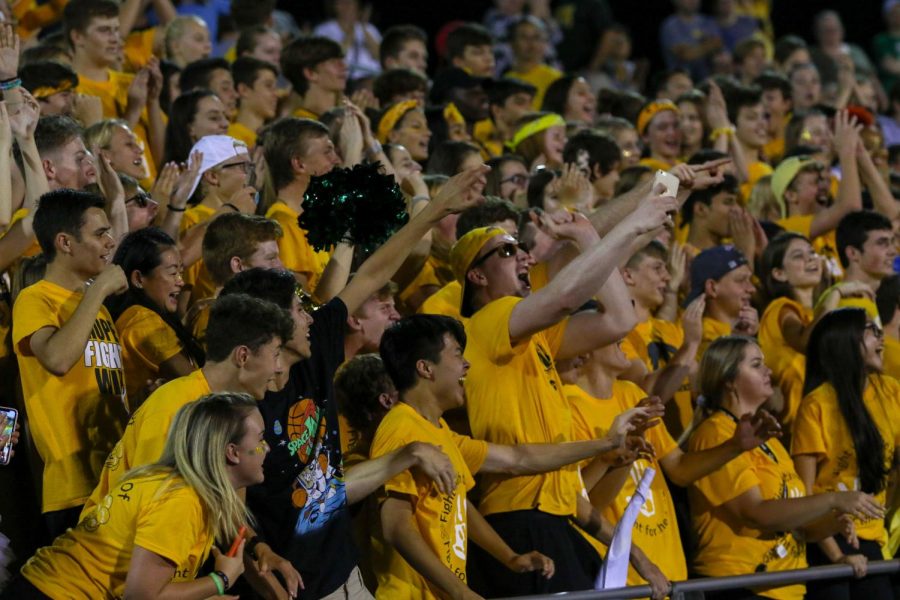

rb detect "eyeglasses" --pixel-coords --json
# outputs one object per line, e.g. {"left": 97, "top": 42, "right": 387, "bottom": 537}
{"left": 471, "top": 242, "right": 518, "bottom": 268}
{"left": 295, "top": 286, "right": 319, "bottom": 312}
{"left": 865, "top": 322, "right": 884, "bottom": 340}
{"left": 500, "top": 173, "right": 528, "bottom": 187}
{"left": 125, "top": 192, "right": 158, "bottom": 208}
{"left": 219, "top": 161, "right": 253, "bottom": 174}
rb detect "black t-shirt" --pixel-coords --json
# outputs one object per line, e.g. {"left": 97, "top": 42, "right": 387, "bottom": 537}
{"left": 247, "top": 298, "right": 357, "bottom": 599}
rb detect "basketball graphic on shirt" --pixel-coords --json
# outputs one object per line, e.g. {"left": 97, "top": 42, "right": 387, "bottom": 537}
{"left": 286, "top": 398, "right": 323, "bottom": 464}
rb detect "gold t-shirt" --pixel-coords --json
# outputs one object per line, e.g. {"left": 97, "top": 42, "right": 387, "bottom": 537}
{"left": 83, "top": 369, "right": 211, "bottom": 516}
{"left": 179, "top": 204, "right": 218, "bottom": 308}
{"left": 369, "top": 403, "right": 488, "bottom": 599}
{"left": 464, "top": 296, "right": 576, "bottom": 517}
{"left": 266, "top": 201, "right": 331, "bottom": 293}
{"left": 417, "top": 281, "right": 464, "bottom": 322}
{"left": 116, "top": 305, "right": 186, "bottom": 411}
{"left": 758, "top": 297, "right": 812, "bottom": 427}
{"left": 792, "top": 376, "right": 900, "bottom": 546}
{"left": 24, "top": 472, "right": 212, "bottom": 598}
{"left": 567, "top": 380, "right": 687, "bottom": 585}
{"left": 689, "top": 411, "right": 807, "bottom": 600}
{"left": 13, "top": 280, "right": 128, "bottom": 512}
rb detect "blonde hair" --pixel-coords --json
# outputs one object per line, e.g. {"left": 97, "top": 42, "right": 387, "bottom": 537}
{"left": 746, "top": 175, "right": 783, "bottom": 221}
{"left": 165, "top": 15, "right": 207, "bottom": 60}
{"left": 678, "top": 336, "right": 755, "bottom": 446}
{"left": 83, "top": 119, "right": 130, "bottom": 155}
{"left": 125, "top": 392, "right": 257, "bottom": 543}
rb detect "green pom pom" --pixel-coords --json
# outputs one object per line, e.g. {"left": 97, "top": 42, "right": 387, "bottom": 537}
{"left": 299, "top": 162, "right": 409, "bottom": 253}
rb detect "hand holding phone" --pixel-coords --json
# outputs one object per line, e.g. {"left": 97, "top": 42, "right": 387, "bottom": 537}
{"left": 0, "top": 407, "right": 18, "bottom": 466}
{"left": 653, "top": 170, "right": 679, "bottom": 198}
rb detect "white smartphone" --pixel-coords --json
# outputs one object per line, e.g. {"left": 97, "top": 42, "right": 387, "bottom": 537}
{"left": 0, "top": 406, "right": 16, "bottom": 466}
{"left": 653, "top": 170, "right": 679, "bottom": 197}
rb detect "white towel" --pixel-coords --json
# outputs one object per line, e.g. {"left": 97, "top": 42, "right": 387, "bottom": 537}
{"left": 595, "top": 467, "right": 656, "bottom": 590}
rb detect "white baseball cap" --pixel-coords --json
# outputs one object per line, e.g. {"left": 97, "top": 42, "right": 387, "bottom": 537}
{"left": 186, "top": 135, "right": 250, "bottom": 199}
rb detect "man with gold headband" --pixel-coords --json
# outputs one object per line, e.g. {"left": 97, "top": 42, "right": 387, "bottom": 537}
{"left": 20, "top": 60, "right": 79, "bottom": 118}
{"left": 638, "top": 100, "right": 683, "bottom": 171}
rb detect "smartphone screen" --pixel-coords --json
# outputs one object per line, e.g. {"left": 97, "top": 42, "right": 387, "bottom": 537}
{"left": 0, "top": 407, "right": 17, "bottom": 465}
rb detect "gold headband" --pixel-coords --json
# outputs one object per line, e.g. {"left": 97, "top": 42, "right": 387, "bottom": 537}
{"left": 508, "top": 113, "right": 566, "bottom": 152}
{"left": 376, "top": 100, "right": 419, "bottom": 144}
{"left": 443, "top": 102, "right": 465, "bottom": 125}
{"left": 637, "top": 100, "right": 679, "bottom": 135}
{"left": 31, "top": 79, "right": 75, "bottom": 100}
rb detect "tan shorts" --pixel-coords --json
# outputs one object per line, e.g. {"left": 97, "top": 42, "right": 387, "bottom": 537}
{"left": 320, "top": 566, "right": 374, "bottom": 600}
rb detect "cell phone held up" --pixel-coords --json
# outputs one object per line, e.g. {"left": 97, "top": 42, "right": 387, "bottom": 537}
{"left": 0, "top": 406, "right": 17, "bottom": 466}
{"left": 653, "top": 169, "right": 679, "bottom": 198}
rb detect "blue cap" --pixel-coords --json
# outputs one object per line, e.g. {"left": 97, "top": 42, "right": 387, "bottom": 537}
{"left": 685, "top": 245, "right": 749, "bottom": 305}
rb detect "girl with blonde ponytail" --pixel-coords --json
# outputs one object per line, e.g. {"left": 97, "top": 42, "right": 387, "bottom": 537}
{"left": 9, "top": 393, "right": 268, "bottom": 600}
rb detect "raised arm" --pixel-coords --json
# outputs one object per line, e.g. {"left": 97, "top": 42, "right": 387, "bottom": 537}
{"left": 337, "top": 165, "right": 488, "bottom": 314}
{"left": 479, "top": 406, "right": 660, "bottom": 475}
{"left": 344, "top": 441, "right": 455, "bottom": 505}
{"left": 508, "top": 192, "right": 677, "bottom": 345}
{"left": 27, "top": 266, "right": 128, "bottom": 376}
{"left": 809, "top": 110, "right": 863, "bottom": 240}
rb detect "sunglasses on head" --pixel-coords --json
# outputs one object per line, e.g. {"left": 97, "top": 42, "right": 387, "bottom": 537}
{"left": 472, "top": 242, "right": 519, "bottom": 268}
{"left": 294, "top": 286, "right": 319, "bottom": 312}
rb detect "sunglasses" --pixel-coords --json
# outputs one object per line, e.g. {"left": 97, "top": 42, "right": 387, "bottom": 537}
{"left": 472, "top": 242, "right": 518, "bottom": 268}
{"left": 125, "top": 191, "right": 158, "bottom": 208}
{"left": 295, "top": 286, "right": 319, "bottom": 312}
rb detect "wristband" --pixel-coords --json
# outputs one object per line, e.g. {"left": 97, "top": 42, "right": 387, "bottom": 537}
{"left": 222, "top": 202, "right": 240, "bottom": 212}
{"left": 0, "top": 78, "right": 21, "bottom": 91}
{"left": 708, "top": 126, "right": 735, "bottom": 142}
{"left": 208, "top": 572, "right": 225, "bottom": 595}
{"left": 167, "top": 204, "right": 186, "bottom": 212}
{"left": 410, "top": 194, "right": 429, "bottom": 204}
{"left": 214, "top": 570, "right": 230, "bottom": 590}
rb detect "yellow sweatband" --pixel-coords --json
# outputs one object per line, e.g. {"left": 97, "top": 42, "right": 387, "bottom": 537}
{"left": 636, "top": 100, "right": 679, "bottom": 135}
{"left": 443, "top": 102, "right": 465, "bottom": 125}
{"left": 375, "top": 100, "right": 419, "bottom": 144}
{"left": 508, "top": 113, "right": 566, "bottom": 152}
{"left": 30, "top": 78, "right": 75, "bottom": 99}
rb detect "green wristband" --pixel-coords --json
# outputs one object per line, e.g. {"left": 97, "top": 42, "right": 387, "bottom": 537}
{"left": 209, "top": 572, "right": 225, "bottom": 595}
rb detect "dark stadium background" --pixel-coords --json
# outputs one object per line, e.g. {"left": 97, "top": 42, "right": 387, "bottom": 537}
{"left": 280, "top": 1, "right": 886, "bottom": 77}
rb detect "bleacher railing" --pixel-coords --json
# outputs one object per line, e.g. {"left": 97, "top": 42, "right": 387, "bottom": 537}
{"left": 496, "top": 559, "right": 900, "bottom": 599}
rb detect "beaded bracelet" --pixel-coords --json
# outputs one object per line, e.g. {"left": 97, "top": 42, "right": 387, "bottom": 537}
{"left": 208, "top": 572, "right": 225, "bottom": 595}
{"left": 0, "top": 78, "right": 21, "bottom": 91}
{"left": 214, "top": 570, "right": 230, "bottom": 590}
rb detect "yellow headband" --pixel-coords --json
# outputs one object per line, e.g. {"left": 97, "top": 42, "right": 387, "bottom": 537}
{"left": 443, "top": 102, "right": 465, "bottom": 125}
{"left": 31, "top": 79, "right": 75, "bottom": 100}
{"left": 376, "top": 100, "right": 420, "bottom": 144}
{"left": 637, "top": 100, "right": 679, "bottom": 135}
{"left": 508, "top": 113, "right": 566, "bottom": 152}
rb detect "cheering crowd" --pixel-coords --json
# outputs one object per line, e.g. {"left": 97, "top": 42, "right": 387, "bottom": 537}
{"left": 0, "top": 0, "right": 899, "bottom": 598}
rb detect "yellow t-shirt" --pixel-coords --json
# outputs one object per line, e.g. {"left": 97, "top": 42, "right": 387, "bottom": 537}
{"left": 186, "top": 298, "right": 214, "bottom": 351}
{"left": 13, "top": 0, "right": 66, "bottom": 41}
{"left": 689, "top": 411, "right": 807, "bottom": 600}
{"left": 398, "top": 258, "right": 443, "bottom": 306}
{"left": 75, "top": 69, "right": 158, "bottom": 177}
{"left": 791, "top": 376, "right": 900, "bottom": 546}
{"left": 83, "top": 369, "right": 211, "bottom": 515}
{"left": 763, "top": 136, "right": 785, "bottom": 165}
{"left": 24, "top": 472, "right": 212, "bottom": 598}
{"left": 639, "top": 157, "right": 677, "bottom": 172}
{"left": 123, "top": 28, "right": 158, "bottom": 73}
{"left": 179, "top": 204, "right": 218, "bottom": 307}
{"left": 884, "top": 335, "right": 900, "bottom": 381}
{"left": 13, "top": 280, "right": 128, "bottom": 512}
{"left": 566, "top": 381, "right": 687, "bottom": 585}
{"left": 505, "top": 64, "right": 562, "bottom": 109}
{"left": 741, "top": 160, "right": 774, "bottom": 202}
{"left": 698, "top": 316, "right": 732, "bottom": 362}
{"left": 2, "top": 207, "right": 41, "bottom": 257}
{"left": 776, "top": 214, "right": 842, "bottom": 279}
{"left": 473, "top": 119, "right": 503, "bottom": 159}
{"left": 417, "top": 281, "right": 464, "bottom": 322}
{"left": 622, "top": 317, "right": 694, "bottom": 435}
{"left": 266, "top": 201, "right": 331, "bottom": 293}
{"left": 758, "top": 297, "right": 812, "bottom": 428}
{"left": 369, "top": 402, "right": 488, "bottom": 599}
{"left": 464, "top": 296, "right": 576, "bottom": 517}
{"left": 293, "top": 106, "right": 320, "bottom": 120}
{"left": 227, "top": 121, "right": 258, "bottom": 149}
{"left": 116, "top": 305, "right": 187, "bottom": 412}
